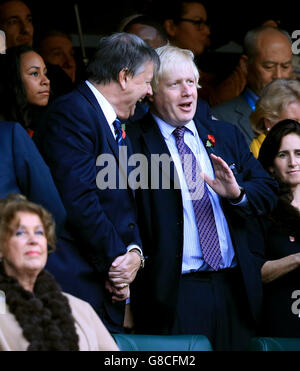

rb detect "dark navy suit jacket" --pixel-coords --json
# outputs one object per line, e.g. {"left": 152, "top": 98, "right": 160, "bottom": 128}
{"left": 127, "top": 99, "right": 278, "bottom": 334}
{"left": 0, "top": 121, "right": 66, "bottom": 234}
{"left": 34, "top": 82, "right": 141, "bottom": 332}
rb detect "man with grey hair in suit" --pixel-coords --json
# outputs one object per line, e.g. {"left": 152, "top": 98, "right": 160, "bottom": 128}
{"left": 34, "top": 33, "right": 160, "bottom": 333}
{"left": 212, "top": 26, "right": 294, "bottom": 146}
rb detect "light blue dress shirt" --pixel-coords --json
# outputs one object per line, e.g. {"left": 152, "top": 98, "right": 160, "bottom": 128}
{"left": 153, "top": 114, "right": 237, "bottom": 273}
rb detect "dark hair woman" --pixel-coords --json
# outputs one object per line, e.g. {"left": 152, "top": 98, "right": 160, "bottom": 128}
{"left": 0, "top": 45, "right": 50, "bottom": 136}
{"left": 257, "top": 119, "right": 300, "bottom": 337}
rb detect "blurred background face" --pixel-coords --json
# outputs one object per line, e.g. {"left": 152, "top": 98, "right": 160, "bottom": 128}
{"left": 265, "top": 101, "right": 300, "bottom": 131}
{"left": 278, "top": 102, "right": 300, "bottom": 123}
{"left": 1, "top": 211, "right": 48, "bottom": 282}
{"left": 150, "top": 61, "right": 198, "bottom": 127}
{"left": 126, "top": 23, "right": 166, "bottom": 48}
{"left": 262, "top": 19, "right": 280, "bottom": 28}
{"left": 165, "top": 2, "right": 210, "bottom": 56}
{"left": 272, "top": 133, "right": 300, "bottom": 188}
{"left": 247, "top": 30, "right": 293, "bottom": 96}
{"left": 0, "top": 0, "right": 33, "bottom": 48}
{"left": 20, "top": 51, "right": 50, "bottom": 106}
{"left": 39, "top": 35, "right": 76, "bottom": 83}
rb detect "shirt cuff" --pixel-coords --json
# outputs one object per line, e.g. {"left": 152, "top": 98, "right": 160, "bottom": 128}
{"left": 230, "top": 193, "right": 248, "bottom": 206}
{"left": 127, "top": 244, "right": 142, "bottom": 254}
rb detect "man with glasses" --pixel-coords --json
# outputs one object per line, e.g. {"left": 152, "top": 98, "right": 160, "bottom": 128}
{"left": 160, "top": 0, "right": 211, "bottom": 57}
{"left": 149, "top": 0, "right": 249, "bottom": 107}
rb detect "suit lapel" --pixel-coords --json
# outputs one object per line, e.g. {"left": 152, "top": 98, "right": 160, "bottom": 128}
{"left": 77, "top": 82, "right": 120, "bottom": 160}
{"left": 140, "top": 113, "right": 178, "bottom": 186}
{"left": 77, "top": 82, "right": 134, "bottom": 197}
{"left": 233, "top": 96, "right": 253, "bottom": 143}
{"left": 193, "top": 113, "right": 218, "bottom": 168}
{"left": 194, "top": 115, "right": 211, "bottom": 147}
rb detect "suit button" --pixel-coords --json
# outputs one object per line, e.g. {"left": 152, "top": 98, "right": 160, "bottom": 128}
{"left": 128, "top": 222, "right": 135, "bottom": 229}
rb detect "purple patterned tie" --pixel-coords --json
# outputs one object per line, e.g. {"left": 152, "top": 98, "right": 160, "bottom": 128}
{"left": 173, "top": 126, "right": 223, "bottom": 271}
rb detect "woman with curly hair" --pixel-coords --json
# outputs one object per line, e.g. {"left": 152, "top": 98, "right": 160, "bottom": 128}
{"left": 0, "top": 195, "right": 119, "bottom": 351}
{"left": 0, "top": 45, "right": 50, "bottom": 136}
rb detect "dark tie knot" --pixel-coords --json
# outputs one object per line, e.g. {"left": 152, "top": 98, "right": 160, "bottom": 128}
{"left": 113, "top": 118, "right": 122, "bottom": 132}
{"left": 173, "top": 126, "right": 186, "bottom": 141}
{"left": 113, "top": 118, "right": 126, "bottom": 146}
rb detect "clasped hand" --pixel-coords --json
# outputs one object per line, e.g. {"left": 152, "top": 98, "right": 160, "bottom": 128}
{"left": 106, "top": 250, "right": 141, "bottom": 302}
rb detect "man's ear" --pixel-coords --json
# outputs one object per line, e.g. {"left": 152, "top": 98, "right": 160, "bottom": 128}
{"left": 164, "top": 19, "right": 176, "bottom": 38}
{"left": 118, "top": 68, "right": 129, "bottom": 90}
{"left": 239, "top": 54, "right": 249, "bottom": 74}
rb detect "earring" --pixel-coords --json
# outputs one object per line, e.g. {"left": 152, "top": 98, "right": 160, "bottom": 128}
{"left": 266, "top": 127, "right": 270, "bottom": 132}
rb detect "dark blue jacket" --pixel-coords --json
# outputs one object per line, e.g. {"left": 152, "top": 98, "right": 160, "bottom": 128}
{"left": 126, "top": 99, "right": 278, "bottom": 333}
{"left": 34, "top": 82, "right": 141, "bottom": 332}
{"left": 0, "top": 121, "right": 66, "bottom": 235}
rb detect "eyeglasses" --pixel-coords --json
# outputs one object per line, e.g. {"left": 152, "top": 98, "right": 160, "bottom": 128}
{"left": 178, "top": 18, "right": 209, "bottom": 30}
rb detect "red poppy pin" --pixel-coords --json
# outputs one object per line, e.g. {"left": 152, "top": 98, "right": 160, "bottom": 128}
{"left": 289, "top": 236, "right": 295, "bottom": 242}
{"left": 121, "top": 124, "right": 126, "bottom": 139}
{"left": 206, "top": 134, "right": 216, "bottom": 148}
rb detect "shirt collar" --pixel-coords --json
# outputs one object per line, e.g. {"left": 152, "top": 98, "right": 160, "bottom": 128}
{"left": 85, "top": 80, "right": 117, "bottom": 125}
{"left": 243, "top": 86, "right": 259, "bottom": 111}
{"left": 245, "top": 86, "right": 259, "bottom": 101}
{"left": 151, "top": 113, "right": 197, "bottom": 140}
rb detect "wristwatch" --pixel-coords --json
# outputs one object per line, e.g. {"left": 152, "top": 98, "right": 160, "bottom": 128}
{"left": 130, "top": 249, "right": 145, "bottom": 269}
